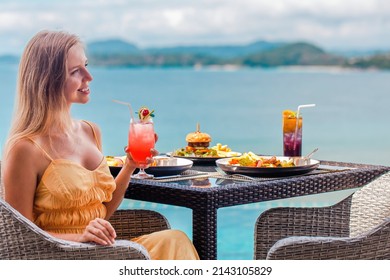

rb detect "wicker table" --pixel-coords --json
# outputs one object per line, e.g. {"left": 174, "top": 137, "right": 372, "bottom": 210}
{"left": 124, "top": 160, "right": 389, "bottom": 260}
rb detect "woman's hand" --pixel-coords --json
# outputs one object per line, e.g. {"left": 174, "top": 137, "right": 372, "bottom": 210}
{"left": 124, "top": 132, "right": 159, "bottom": 168}
{"left": 79, "top": 218, "right": 116, "bottom": 245}
{"left": 124, "top": 147, "right": 159, "bottom": 168}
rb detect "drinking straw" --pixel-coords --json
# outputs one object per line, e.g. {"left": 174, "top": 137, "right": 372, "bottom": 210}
{"left": 112, "top": 99, "right": 135, "bottom": 120}
{"left": 293, "top": 104, "right": 316, "bottom": 150}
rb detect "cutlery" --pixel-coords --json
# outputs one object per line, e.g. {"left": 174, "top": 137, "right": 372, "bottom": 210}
{"left": 153, "top": 172, "right": 209, "bottom": 180}
{"left": 304, "top": 148, "right": 319, "bottom": 160}
{"left": 215, "top": 167, "right": 256, "bottom": 181}
{"left": 295, "top": 148, "right": 319, "bottom": 166}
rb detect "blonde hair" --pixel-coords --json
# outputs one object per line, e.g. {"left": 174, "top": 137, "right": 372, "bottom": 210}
{"left": 4, "top": 30, "right": 81, "bottom": 156}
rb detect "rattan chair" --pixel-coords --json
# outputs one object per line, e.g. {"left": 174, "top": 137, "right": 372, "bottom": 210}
{"left": 254, "top": 171, "right": 390, "bottom": 260}
{"left": 0, "top": 162, "right": 170, "bottom": 260}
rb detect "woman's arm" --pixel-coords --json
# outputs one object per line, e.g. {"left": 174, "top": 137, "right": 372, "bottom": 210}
{"left": 48, "top": 218, "right": 116, "bottom": 245}
{"left": 105, "top": 147, "right": 158, "bottom": 219}
{"left": 3, "top": 140, "right": 40, "bottom": 221}
{"left": 85, "top": 121, "right": 137, "bottom": 219}
{"left": 87, "top": 121, "right": 158, "bottom": 220}
{"left": 105, "top": 156, "right": 137, "bottom": 219}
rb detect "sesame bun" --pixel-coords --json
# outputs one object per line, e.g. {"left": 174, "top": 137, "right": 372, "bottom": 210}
{"left": 185, "top": 131, "right": 211, "bottom": 143}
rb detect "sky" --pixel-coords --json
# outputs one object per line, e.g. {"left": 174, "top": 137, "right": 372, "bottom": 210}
{"left": 1, "top": 0, "right": 390, "bottom": 55}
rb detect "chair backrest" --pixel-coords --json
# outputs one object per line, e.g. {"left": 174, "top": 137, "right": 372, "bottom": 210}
{"left": 350, "top": 171, "right": 390, "bottom": 237}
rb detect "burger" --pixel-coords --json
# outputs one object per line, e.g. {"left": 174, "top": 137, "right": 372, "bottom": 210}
{"left": 186, "top": 130, "right": 211, "bottom": 151}
{"left": 173, "top": 123, "right": 219, "bottom": 157}
{"left": 184, "top": 124, "right": 215, "bottom": 156}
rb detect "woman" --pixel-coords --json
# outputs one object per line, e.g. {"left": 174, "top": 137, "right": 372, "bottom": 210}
{"left": 1, "top": 30, "right": 199, "bottom": 260}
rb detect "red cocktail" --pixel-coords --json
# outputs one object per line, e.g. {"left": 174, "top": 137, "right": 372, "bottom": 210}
{"left": 128, "top": 107, "right": 155, "bottom": 179}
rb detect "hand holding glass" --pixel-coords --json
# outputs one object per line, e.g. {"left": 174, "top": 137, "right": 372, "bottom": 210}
{"left": 128, "top": 118, "right": 155, "bottom": 179}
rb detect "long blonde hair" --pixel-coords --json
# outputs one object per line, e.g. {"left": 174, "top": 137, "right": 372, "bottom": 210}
{"left": 4, "top": 30, "right": 81, "bottom": 156}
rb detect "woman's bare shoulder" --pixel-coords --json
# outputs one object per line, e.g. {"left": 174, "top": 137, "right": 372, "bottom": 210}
{"left": 80, "top": 120, "right": 101, "bottom": 134}
{"left": 2, "top": 138, "right": 44, "bottom": 182}
{"left": 6, "top": 138, "right": 40, "bottom": 161}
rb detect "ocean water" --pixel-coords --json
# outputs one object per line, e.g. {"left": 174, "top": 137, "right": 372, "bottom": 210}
{"left": 1, "top": 64, "right": 389, "bottom": 259}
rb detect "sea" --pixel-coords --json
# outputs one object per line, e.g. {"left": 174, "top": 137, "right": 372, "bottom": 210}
{"left": 1, "top": 64, "right": 389, "bottom": 259}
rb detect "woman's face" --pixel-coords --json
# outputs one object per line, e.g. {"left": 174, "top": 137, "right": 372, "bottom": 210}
{"left": 64, "top": 43, "right": 93, "bottom": 105}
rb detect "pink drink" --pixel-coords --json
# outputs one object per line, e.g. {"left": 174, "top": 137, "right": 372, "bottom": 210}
{"left": 128, "top": 120, "right": 155, "bottom": 164}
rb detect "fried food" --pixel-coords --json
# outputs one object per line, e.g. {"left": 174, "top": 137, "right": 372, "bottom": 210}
{"left": 184, "top": 123, "right": 212, "bottom": 155}
{"left": 228, "top": 152, "right": 295, "bottom": 168}
{"left": 173, "top": 123, "right": 240, "bottom": 157}
{"left": 106, "top": 156, "right": 125, "bottom": 167}
{"left": 174, "top": 142, "right": 240, "bottom": 158}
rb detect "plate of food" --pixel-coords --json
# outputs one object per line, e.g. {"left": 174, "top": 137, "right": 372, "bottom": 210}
{"left": 106, "top": 155, "right": 193, "bottom": 177}
{"left": 106, "top": 156, "right": 126, "bottom": 177}
{"left": 169, "top": 124, "right": 241, "bottom": 163}
{"left": 216, "top": 152, "right": 320, "bottom": 177}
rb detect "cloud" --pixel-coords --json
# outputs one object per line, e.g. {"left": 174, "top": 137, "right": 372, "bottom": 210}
{"left": 1, "top": 0, "right": 390, "bottom": 54}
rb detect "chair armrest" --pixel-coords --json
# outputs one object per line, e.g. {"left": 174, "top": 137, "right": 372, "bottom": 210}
{"left": 109, "top": 209, "right": 171, "bottom": 240}
{"left": 53, "top": 239, "right": 150, "bottom": 260}
{"left": 254, "top": 195, "right": 352, "bottom": 259}
{"left": 266, "top": 218, "right": 390, "bottom": 259}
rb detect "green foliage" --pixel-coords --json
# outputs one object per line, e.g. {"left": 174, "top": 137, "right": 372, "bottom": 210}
{"left": 89, "top": 53, "right": 224, "bottom": 67}
{"left": 346, "top": 54, "right": 390, "bottom": 69}
{"left": 3, "top": 39, "right": 390, "bottom": 69}
{"left": 240, "top": 42, "right": 345, "bottom": 67}
{"left": 87, "top": 40, "right": 347, "bottom": 68}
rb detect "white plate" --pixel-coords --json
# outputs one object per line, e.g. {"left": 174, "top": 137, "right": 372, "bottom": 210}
{"left": 216, "top": 156, "right": 320, "bottom": 177}
{"left": 167, "top": 152, "right": 242, "bottom": 163}
{"left": 108, "top": 157, "right": 193, "bottom": 177}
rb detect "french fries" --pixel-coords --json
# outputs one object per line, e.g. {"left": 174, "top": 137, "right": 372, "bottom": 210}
{"left": 211, "top": 143, "right": 231, "bottom": 152}
{"left": 174, "top": 143, "right": 240, "bottom": 158}
{"left": 210, "top": 143, "right": 241, "bottom": 157}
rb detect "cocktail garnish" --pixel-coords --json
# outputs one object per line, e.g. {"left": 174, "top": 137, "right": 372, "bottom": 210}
{"left": 283, "top": 110, "right": 297, "bottom": 119}
{"left": 138, "top": 106, "right": 155, "bottom": 122}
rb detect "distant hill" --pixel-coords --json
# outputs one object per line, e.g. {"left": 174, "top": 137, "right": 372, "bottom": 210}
{"left": 239, "top": 42, "right": 346, "bottom": 67}
{"left": 86, "top": 39, "right": 288, "bottom": 66}
{"left": 329, "top": 49, "right": 389, "bottom": 58}
{"left": 145, "top": 40, "right": 286, "bottom": 59}
{"left": 87, "top": 39, "right": 346, "bottom": 67}
{"left": 346, "top": 53, "right": 390, "bottom": 69}
{"left": 2, "top": 39, "right": 390, "bottom": 69}
{"left": 87, "top": 39, "right": 139, "bottom": 55}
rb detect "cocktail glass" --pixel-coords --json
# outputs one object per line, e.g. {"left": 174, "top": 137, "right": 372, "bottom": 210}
{"left": 283, "top": 111, "right": 302, "bottom": 157}
{"left": 128, "top": 118, "right": 155, "bottom": 179}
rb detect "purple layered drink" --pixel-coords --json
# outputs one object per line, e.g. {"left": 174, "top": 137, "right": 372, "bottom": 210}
{"left": 283, "top": 110, "right": 302, "bottom": 157}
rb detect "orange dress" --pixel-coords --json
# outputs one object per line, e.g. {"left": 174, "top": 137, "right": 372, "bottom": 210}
{"left": 30, "top": 123, "right": 199, "bottom": 260}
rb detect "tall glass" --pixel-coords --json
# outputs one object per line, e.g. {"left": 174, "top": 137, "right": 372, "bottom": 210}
{"left": 128, "top": 118, "right": 155, "bottom": 179}
{"left": 283, "top": 113, "right": 302, "bottom": 157}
